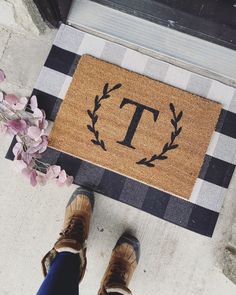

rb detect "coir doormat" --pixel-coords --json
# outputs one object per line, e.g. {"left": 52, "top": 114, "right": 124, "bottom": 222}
{"left": 6, "top": 24, "right": 236, "bottom": 237}
{"left": 49, "top": 55, "right": 221, "bottom": 199}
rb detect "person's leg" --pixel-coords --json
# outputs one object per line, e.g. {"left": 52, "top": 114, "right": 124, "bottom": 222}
{"left": 98, "top": 233, "right": 140, "bottom": 295}
{"left": 37, "top": 252, "right": 81, "bottom": 295}
{"left": 37, "top": 187, "right": 94, "bottom": 295}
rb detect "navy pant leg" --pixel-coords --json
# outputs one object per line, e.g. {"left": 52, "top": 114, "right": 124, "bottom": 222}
{"left": 37, "top": 252, "right": 81, "bottom": 295}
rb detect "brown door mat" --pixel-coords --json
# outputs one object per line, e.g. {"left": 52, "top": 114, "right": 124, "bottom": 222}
{"left": 49, "top": 54, "right": 222, "bottom": 199}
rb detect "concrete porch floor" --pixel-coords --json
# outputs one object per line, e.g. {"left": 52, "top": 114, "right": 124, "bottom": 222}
{"left": 0, "top": 26, "right": 236, "bottom": 295}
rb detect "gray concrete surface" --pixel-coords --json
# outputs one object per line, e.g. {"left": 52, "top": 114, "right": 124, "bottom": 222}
{"left": 0, "top": 22, "right": 236, "bottom": 295}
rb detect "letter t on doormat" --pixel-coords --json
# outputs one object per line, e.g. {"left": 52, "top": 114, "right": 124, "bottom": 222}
{"left": 49, "top": 55, "right": 222, "bottom": 199}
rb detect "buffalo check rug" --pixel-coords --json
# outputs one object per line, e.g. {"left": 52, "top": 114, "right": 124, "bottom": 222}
{"left": 6, "top": 24, "right": 236, "bottom": 237}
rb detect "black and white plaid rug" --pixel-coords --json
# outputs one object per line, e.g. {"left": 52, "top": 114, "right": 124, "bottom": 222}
{"left": 6, "top": 24, "right": 236, "bottom": 237}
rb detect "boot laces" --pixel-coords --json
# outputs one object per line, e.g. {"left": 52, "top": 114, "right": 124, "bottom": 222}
{"left": 107, "top": 259, "right": 128, "bottom": 286}
{"left": 60, "top": 217, "right": 85, "bottom": 243}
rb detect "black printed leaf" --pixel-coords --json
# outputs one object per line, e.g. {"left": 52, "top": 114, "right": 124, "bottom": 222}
{"left": 171, "top": 119, "right": 177, "bottom": 129}
{"left": 95, "top": 95, "right": 99, "bottom": 104}
{"left": 145, "top": 162, "right": 155, "bottom": 167}
{"left": 136, "top": 158, "right": 147, "bottom": 164}
{"left": 94, "top": 103, "right": 101, "bottom": 111}
{"left": 103, "top": 83, "right": 109, "bottom": 95}
{"left": 100, "top": 140, "right": 106, "bottom": 151}
{"left": 88, "top": 82, "right": 122, "bottom": 152}
{"left": 169, "top": 144, "right": 178, "bottom": 150}
{"left": 87, "top": 125, "right": 94, "bottom": 133}
{"left": 91, "top": 139, "right": 99, "bottom": 145}
{"left": 169, "top": 103, "right": 175, "bottom": 114}
{"left": 112, "top": 83, "right": 122, "bottom": 91}
{"left": 150, "top": 154, "right": 158, "bottom": 161}
{"left": 136, "top": 103, "right": 182, "bottom": 168}
{"left": 93, "top": 115, "right": 98, "bottom": 124}
{"left": 171, "top": 132, "right": 175, "bottom": 142}
{"left": 87, "top": 110, "right": 93, "bottom": 119}
{"left": 157, "top": 155, "right": 168, "bottom": 160}
{"left": 176, "top": 127, "right": 182, "bottom": 136}
{"left": 176, "top": 111, "right": 183, "bottom": 122}
{"left": 163, "top": 142, "right": 169, "bottom": 153}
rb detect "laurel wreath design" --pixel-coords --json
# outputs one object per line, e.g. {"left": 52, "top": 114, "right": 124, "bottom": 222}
{"left": 136, "top": 103, "right": 183, "bottom": 167}
{"left": 87, "top": 82, "right": 122, "bottom": 151}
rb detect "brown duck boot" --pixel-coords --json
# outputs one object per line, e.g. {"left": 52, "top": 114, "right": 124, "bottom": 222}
{"left": 98, "top": 233, "right": 140, "bottom": 295}
{"left": 41, "top": 187, "right": 94, "bottom": 282}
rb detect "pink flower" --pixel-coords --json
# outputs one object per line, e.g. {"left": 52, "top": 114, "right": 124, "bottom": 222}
{"left": 5, "top": 94, "right": 27, "bottom": 111}
{"left": 57, "top": 170, "right": 74, "bottom": 186}
{"left": 30, "top": 95, "right": 38, "bottom": 110}
{"left": 7, "top": 119, "right": 27, "bottom": 135}
{"left": 0, "top": 124, "right": 7, "bottom": 135}
{"left": 27, "top": 126, "right": 44, "bottom": 141}
{"left": 57, "top": 170, "right": 67, "bottom": 186}
{"left": 21, "top": 152, "right": 33, "bottom": 165}
{"left": 0, "top": 91, "right": 3, "bottom": 102}
{"left": 13, "top": 142, "right": 23, "bottom": 158}
{"left": 36, "top": 174, "right": 47, "bottom": 186}
{"left": 46, "top": 165, "right": 61, "bottom": 179}
{"left": 5, "top": 94, "right": 18, "bottom": 105}
{"left": 27, "top": 135, "right": 48, "bottom": 154}
{"left": 30, "top": 170, "right": 38, "bottom": 187}
{"left": 66, "top": 176, "right": 74, "bottom": 186}
{"left": 0, "top": 69, "right": 5, "bottom": 83}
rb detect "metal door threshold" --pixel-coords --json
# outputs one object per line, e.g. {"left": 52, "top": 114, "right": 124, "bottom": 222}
{"left": 68, "top": 0, "right": 236, "bottom": 87}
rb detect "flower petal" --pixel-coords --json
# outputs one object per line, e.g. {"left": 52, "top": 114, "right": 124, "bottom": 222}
{"left": 47, "top": 165, "right": 61, "bottom": 179}
{"left": 27, "top": 126, "right": 44, "bottom": 141}
{"left": 0, "top": 69, "right": 5, "bottom": 83}
{"left": 57, "top": 170, "right": 67, "bottom": 186}
{"left": 36, "top": 175, "right": 47, "bottom": 186}
{"left": 7, "top": 119, "right": 27, "bottom": 134}
{"left": 66, "top": 175, "right": 74, "bottom": 187}
{"left": 30, "top": 170, "right": 38, "bottom": 187}
{"left": 13, "top": 142, "right": 23, "bottom": 157}
{"left": 30, "top": 95, "right": 38, "bottom": 110}
{"left": 0, "top": 124, "right": 7, "bottom": 135}
{"left": 5, "top": 94, "right": 18, "bottom": 106}
{"left": 33, "top": 108, "right": 43, "bottom": 119}
{"left": 14, "top": 97, "right": 28, "bottom": 110}
{"left": 0, "top": 91, "right": 4, "bottom": 102}
{"left": 22, "top": 167, "right": 32, "bottom": 178}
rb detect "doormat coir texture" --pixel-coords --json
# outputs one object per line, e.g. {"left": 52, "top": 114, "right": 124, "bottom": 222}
{"left": 49, "top": 55, "right": 221, "bottom": 199}
{"left": 6, "top": 24, "right": 236, "bottom": 237}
